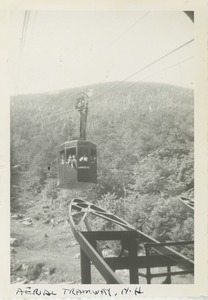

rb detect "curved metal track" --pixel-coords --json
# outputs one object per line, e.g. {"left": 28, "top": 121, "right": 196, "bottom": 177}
{"left": 178, "top": 196, "right": 194, "bottom": 215}
{"left": 69, "top": 198, "right": 135, "bottom": 231}
{"left": 69, "top": 198, "right": 194, "bottom": 284}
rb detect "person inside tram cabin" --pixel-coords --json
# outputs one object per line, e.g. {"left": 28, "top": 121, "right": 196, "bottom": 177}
{"left": 61, "top": 154, "right": 65, "bottom": 164}
{"left": 71, "top": 155, "right": 77, "bottom": 169}
{"left": 91, "top": 155, "right": 96, "bottom": 163}
{"left": 67, "top": 155, "right": 72, "bottom": 165}
{"left": 79, "top": 153, "right": 88, "bottom": 165}
{"left": 66, "top": 154, "right": 77, "bottom": 168}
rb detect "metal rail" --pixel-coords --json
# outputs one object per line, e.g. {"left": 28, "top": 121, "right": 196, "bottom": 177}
{"left": 178, "top": 196, "right": 194, "bottom": 215}
{"left": 68, "top": 198, "right": 194, "bottom": 284}
{"left": 141, "top": 240, "right": 194, "bottom": 284}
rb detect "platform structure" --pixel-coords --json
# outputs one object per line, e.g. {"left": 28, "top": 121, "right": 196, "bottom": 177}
{"left": 69, "top": 198, "right": 194, "bottom": 284}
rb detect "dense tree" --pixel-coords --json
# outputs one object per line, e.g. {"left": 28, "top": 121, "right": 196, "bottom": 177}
{"left": 11, "top": 81, "right": 194, "bottom": 246}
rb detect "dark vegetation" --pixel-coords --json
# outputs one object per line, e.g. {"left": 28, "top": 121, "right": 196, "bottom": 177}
{"left": 11, "top": 81, "right": 194, "bottom": 264}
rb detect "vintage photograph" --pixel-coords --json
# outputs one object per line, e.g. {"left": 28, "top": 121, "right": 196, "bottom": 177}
{"left": 10, "top": 10, "right": 194, "bottom": 285}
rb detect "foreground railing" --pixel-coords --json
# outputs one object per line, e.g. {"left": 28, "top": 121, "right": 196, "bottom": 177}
{"left": 139, "top": 240, "right": 194, "bottom": 284}
{"left": 69, "top": 198, "right": 194, "bottom": 284}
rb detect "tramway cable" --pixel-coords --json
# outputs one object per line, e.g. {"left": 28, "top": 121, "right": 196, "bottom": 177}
{"left": 34, "top": 37, "right": 194, "bottom": 125}
{"left": 31, "top": 54, "right": 193, "bottom": 134}
{"left": 109, "top": 11, "right": 150, "bottom": 46}
{"left": 87, "top": 39, "right": 194, "bottom": 105}
{"left": 19, "top": 11, "right": 30, "bottom": 63}
{"left": 94, "top": 55, "right": 194, "bottom": 98}
{"left": 15, "top": 10, "right": 30, "bottom": 94}
{"left": 32, "top": 11, "right": 151, "bottom": 120}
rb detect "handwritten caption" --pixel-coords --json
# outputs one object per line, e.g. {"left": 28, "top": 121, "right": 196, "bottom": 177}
{"left": 16, "top": 286, "right": 143, "bottom": 297}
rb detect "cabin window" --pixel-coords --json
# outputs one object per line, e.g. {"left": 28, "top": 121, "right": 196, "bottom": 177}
{"left": 90, "top": 148, "right": 97, "bottom": 163}
{"left": 78, "top": 147, "right": 89, "bottom": 166}
{"left": 66, "top": 147, "right": 77, "bottom": 168}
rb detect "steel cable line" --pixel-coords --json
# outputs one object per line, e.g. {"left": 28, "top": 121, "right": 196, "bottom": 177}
{"left": 15, "top": 11, "right": 30, "bottom": 93}
{"left": 30, "top": 55, "right": 193, "bottom": 134}
{"left": 89, "top": 55, "right": 194, "bottom": 100}
{"left": 87, "top": 57, "right": 194, "bottom": 122}
{"left": 19, "top": 11, "right": 30, "bottom": 63}
{"left": 87, "top": 39, "right": 194, "bottom": 105}
{"left": 89, "top": 56, "right": 194, "bottom": 113}
{"left": 109, "top": 11, "right": 150, "bottom": 47}
{"left": 63, "top": 12, "right": 151, "bottom": 103}
{"left": 15, "top": 10, "right": 84, "bottom": 101}
{"left": 37, "top": 90, "right": 83, "bottom": 121}
{"left": 34, "top": 38, "right": 194, "bottom": 125}
{"left": 32, "top": 55, "right": 193, "bottom": 133}
{"left": 75, "top": 12, "right": 151, "bottom": 103}
{"left": 31, "top": 11, "right": 150, "bottom": 119}
{"left": 22, "top": 11, "right": 30, "bottom": 54}
{"left": 18, "top": 12, "right": 27, "bottom": 61}
{"left": 32, "top": 58, "right": 194, "bottom": 134}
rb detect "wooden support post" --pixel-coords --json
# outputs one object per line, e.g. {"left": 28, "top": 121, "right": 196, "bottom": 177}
{"left": 166, "top": 265, "right": 171, "bottom": 284}
{"left": 80, "top": 247, "right": 91, "bottom": 284}
{"left": 129, "top": 237, "right": 139, "bottom": 284}
{"left": 145, "top": 244, "right": 151, "bottom": 284}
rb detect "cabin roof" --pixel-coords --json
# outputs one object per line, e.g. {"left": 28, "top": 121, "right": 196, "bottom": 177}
{"left": 58, "top": 140, "right": 96, "bottom": 150}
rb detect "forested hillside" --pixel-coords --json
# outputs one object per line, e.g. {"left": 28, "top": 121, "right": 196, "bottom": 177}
{"left": 11, "top": 81, "right": 194, "bottom": 252}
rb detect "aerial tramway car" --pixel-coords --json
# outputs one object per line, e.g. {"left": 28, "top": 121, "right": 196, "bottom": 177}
{"left": 58, "top": 11, "right": 194, "bottom": 190}
{"left": 58, "top": 92, "right": 97, "bottom": 189}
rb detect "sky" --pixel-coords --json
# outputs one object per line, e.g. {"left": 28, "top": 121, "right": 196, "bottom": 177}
{"left": 10, "top": 10, "right": 194, "bottom": 95}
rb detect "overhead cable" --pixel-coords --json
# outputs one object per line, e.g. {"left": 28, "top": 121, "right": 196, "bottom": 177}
{"left": 31, "top": 55, "right": 194, "bottom": 133}
{"left": 35, "top": 37, "right": 194, "bottom": 124}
